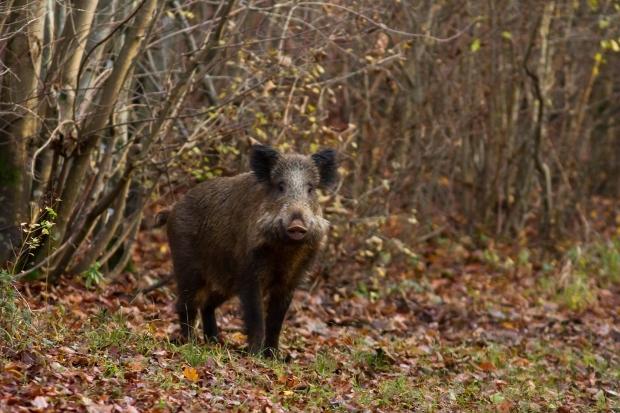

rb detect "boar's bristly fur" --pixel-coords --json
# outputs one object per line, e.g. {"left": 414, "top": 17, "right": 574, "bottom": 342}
{"left": 166, "top": 144, "right": 338, "bottom": 355}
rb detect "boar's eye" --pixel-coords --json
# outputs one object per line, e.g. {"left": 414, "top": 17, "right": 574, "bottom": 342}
{"left": 307, "top": 184, "right": 314, "bottom": 194}
{"left": 277, "top": 182, "right": 286, "bottom": 193}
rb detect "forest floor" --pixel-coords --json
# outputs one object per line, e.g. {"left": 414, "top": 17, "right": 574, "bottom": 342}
{"left": 1, "top": 220, "right": 620, "bottom": 412}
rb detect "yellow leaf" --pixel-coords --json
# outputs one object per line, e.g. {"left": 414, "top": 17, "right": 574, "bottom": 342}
{"left": 438, "top": 176, "right": 451, "bottom": 187}
{"left": 283, "top": 390, "right": 294, "bottom": 396}
{"left": 501, "top": 321, "right": 515, "bottom": 330}
{"left": 263, "top": 80, "right": 276, "bottom": 95}
{"left": 254, "top": 127, "right": 267, "bottom": 140}
{"left": 594, "top": 52, "right": 603, "bottom": 63}
{"left": 183, "top": 366, "right": 199, "bottom": 382}
{"left": 229, "top": 331, "right": 246, "bottom": 344}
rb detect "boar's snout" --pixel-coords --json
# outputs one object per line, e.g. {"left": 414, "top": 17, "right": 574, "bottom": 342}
{"left": 286, "top": 218, "right": 307, "bottom": 241}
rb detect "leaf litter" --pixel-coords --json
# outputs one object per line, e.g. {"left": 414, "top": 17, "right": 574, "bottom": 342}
{"left": 1, "top": 225, "right": 619, "bottom": 412}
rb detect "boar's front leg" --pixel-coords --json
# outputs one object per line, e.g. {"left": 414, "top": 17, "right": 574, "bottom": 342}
{"left": 201, "top": 294, "right": 225, "bottom": 342}
{"left": 176, "top": 287, "right": 198, "bottom": 342}
{"left": 239, "top": 269, "right": 265, "bottom": 354}
{"left": 264, "top": 288, "right": 293, "bottom": 357}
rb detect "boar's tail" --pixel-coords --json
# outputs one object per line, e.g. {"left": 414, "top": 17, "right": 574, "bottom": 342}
{"left": 154, "top": 210, "right": 170, "bottom": 228}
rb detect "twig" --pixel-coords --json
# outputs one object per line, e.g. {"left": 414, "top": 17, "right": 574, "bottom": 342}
{"left": 30, "top": 120, "right": 73, "bottom": 181}
{"left": 247, "top": 1, "right": 479, "bottom": 43}
{"left": 415, "top": 225, "right": 448, "bottom": 244}
{"left": 130, "top": 273, "right": 174, "bottom": 301}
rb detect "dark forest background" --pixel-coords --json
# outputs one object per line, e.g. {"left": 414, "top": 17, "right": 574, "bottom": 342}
{"left": 1, "top": 0, "right": 618, "bottom": 277}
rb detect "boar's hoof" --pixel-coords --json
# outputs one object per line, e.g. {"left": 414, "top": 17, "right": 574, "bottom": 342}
{"left": 263, "top": 347, "right": 278, "bottom": 359}
{"left": 247, "top": 343, "right": 264, "bottom": 355}
{"left": 204, "top": 335, "right": 221, "bottom": 345}
{"left": 262, "top": 347, "right": 279, "bottom": 359}
{"left": 263, "top": 347, "right": 291, "bottom": 362}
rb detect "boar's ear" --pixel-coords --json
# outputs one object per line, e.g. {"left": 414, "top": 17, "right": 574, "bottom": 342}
{"left": 312, "top": 149, "right": 338, "bottom": 189}
{"left": 250, "top": 144, "right": 279, "bottom": 183}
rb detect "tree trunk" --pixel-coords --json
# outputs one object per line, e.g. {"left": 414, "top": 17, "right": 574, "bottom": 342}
{"left": 0, "top": 0, "right": 46, "bottom": 264}
{"left": 35, "top": 0, "right": 160, "bottom": 264}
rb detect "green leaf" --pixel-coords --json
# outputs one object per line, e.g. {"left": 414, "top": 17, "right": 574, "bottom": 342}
{"left": 44, "top": 207, "right": 57, "bottom": 220}
{"left": 470, "top": 38, "right": 481, "bottom": 52}
{"left": 84, "top": 262, "right": 104, "bottom": 289}
{"left": 490, "top": 392, "right": 505, "bottom": 404}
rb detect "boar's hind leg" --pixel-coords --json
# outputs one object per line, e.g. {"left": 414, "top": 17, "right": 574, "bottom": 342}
{"left": 239, "top": 272, "right": 265, "bottom": 354}
{"left": 264, "top": 288, "right": 294, "bottom": 357}
{"left": 201, "top": 294, "right": 225, "bottom": 342}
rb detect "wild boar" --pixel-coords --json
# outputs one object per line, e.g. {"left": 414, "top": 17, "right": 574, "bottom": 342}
{"left": 165, "top": 144, "right": 337, "bottom": 355}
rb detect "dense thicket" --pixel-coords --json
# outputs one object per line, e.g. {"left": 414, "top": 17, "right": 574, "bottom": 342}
{"left": 1, "top": 0, "right": 618, "bottom": 279}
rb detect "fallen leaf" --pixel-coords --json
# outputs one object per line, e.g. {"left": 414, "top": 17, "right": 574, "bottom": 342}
{"left": 497, "top": 400, "right": 513, "bottom": 412}
{"left": 479, "top": 361, "right": 496, "bottom": 372}
{"left": 32, "top": 396, "right": 49, "bottom": 409}
{"left": 229, "top": 332, "right": 246, "bottom": 345}
{"left": 183, "top": 366, "right": 199, "bottom": 382}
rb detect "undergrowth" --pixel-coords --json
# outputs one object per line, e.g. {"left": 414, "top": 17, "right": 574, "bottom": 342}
{"left": 538, "top": 237, "right": 620, "bottom": 311}
{"left": 0, "top": 270, "right": 34, "bottom": 352}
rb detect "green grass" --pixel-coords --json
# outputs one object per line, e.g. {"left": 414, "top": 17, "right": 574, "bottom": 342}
{"left": 176, "top": 342, "right": 213, "bottom": 366}
{"left": 0, "top": 270, "right": 34, "bottom": 351}
{"left": 535, "top": 238, "right": 620, "bottom": 311}
{"left": 101, "top": 358, "right": 125, "bottom": 379}
{"left": 574, "top": 237, "right": 620, "bottom": 284}
{"left": 85, "top": 317, "right": 132, "bottom": 351}
{"left": 377, "top": 376, "right": 419, "bottom": 408}
{"left": 313, "top": 352, "right": 338, "bottom": 377}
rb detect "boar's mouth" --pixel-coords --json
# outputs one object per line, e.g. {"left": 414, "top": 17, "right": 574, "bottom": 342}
{"left": 285, "top": 219, "right": 308, "bottom": 241}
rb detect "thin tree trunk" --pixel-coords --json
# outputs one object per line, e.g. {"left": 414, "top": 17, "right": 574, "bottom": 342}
{"left": 0, "top": 0, "right": 46, "bottom": 264}
{"left": 32, "top": 0, "right": 99, "bottom": 214}
{"left": 36, "top": 0, "right": 159, "bottom": 263}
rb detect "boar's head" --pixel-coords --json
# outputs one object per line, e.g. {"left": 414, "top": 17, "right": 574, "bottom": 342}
{"left": 251, "top": 144, "right": 337, "bottom": 245}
